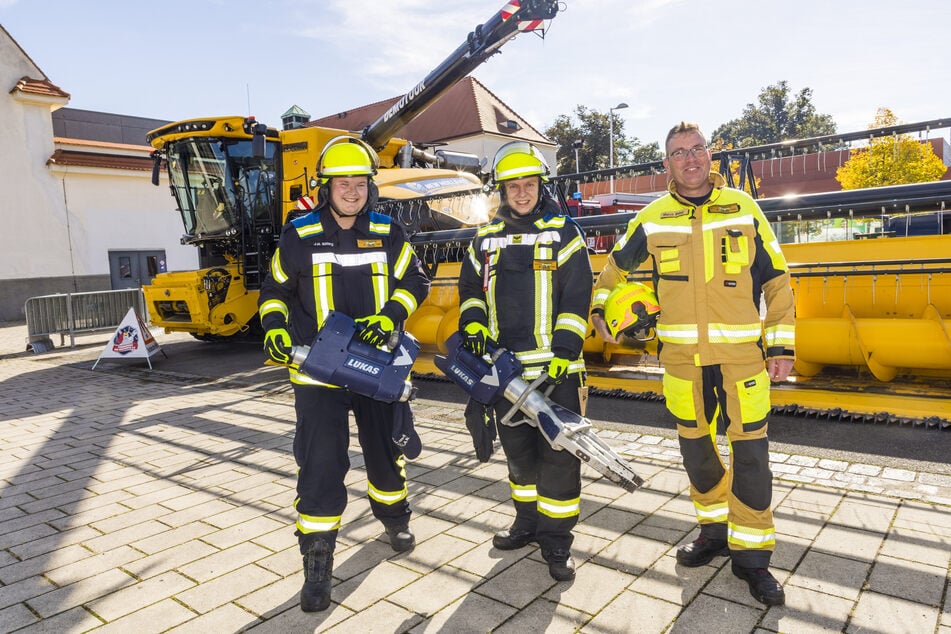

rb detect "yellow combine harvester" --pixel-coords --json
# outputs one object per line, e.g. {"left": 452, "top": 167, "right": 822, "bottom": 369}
{"left": 144, "top": 116, "right": 486, "bottom": 339}
{"left": 143, "top": 0, "right": 558, "bottom": 339}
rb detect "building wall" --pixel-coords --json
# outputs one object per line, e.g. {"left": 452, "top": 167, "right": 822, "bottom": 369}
{"left": 48, "top": 164, "right": 196, "bottom": 277}
{"left": 443, "top": 134, "right": 558, "bottom": 179}
{"left": 0, "top": 31, "right": 197, "bottom": 322}
{"left": 1, "top": 37, "right": 72, "bottom": 320}
{"left": 0, "top": 155, "right": 199, "bottom": 322}
{"left": 0, "top": 159, "right": 196, "bottom": 322}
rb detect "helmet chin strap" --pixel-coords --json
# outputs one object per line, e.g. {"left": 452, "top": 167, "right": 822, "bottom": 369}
{"left": 501, "top": 176, "right": 545, "bottom": 217}
{"left": 323, "top": 176, "right": 370, "bottom": 219}
{"left": 330, "top": 203, "right": 363, "bottom": 219}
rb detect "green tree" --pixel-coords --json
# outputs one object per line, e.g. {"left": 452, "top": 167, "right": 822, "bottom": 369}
{"left": 836, "top": 108, "right": 948, "bottom": 189}
{"left": 545, "top": 106, "right": 661, "bottom": 174}
{"left": 711, "top": 81, "right": 836, "bottom": 147}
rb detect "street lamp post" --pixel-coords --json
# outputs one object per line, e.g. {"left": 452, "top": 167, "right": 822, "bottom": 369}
{"left": 571, "top": 139, "right": 583, "bottom": 200}
{"left": 608, "top": 102, "right": 628, "bottom": 193}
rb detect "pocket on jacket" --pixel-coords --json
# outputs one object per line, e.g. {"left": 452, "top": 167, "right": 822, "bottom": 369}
{"left": 648, "top": 232, "right": 689, "bottom": 275}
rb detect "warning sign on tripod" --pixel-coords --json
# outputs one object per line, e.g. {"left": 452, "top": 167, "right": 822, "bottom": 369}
{"left": 92, "top": 307, "right": 166, "bottom": 370}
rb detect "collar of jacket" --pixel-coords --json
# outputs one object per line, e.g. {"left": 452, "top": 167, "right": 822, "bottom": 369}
{"left": 320, "top": 207, "right": 374, "bottom": 239}
{"left": 668, "top": 171, "right": 726, "bottom": 206}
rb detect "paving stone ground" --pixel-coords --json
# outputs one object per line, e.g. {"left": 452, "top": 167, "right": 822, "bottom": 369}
{"left": 1, "top": 324, "right": 949, "bottom": 633}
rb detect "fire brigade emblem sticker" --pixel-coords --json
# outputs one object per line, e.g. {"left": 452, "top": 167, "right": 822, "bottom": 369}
{"left": 112, "top": 325, "right": 139, "bottom": 354}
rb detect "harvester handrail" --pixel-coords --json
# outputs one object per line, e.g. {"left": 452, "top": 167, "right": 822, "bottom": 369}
{"left": 789, "top": 257, "right": 951, "bottom": 268}
{"left": 788, "top": 258, "right": 951, "bottom": 278}
{"left": 409, "top": 178, "right": 951, "bottom": 249}
{"left": 551, "top": 117, "right": 951, "bottom": 184}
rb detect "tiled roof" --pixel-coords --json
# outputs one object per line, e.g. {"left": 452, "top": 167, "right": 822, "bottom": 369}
{"left": 282, "top": 104, "right": 310, "bottom": 118}
{"left": 52, "top": 108, "right": 169, "bottom": 145}
{"left": 47, "top": 149, "right": 153, "bottom": 172}
{"left": 44, "top": 111, "right": 168, "bottom": 173}
{"left": 307, "top": 77, "right": 551, "bottom": 146}
{"left": 10, "top": 76, "right": 70, "bottom": 100}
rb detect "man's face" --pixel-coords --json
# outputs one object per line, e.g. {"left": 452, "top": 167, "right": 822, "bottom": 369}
{"left": 663, "top": 131, "right": 712, "bottom": 198}
{"left": 329, "top": 176, "right": 369, "bottom": 216}
{"left": 502, "top": 176, "right": 540, "bottom": 216}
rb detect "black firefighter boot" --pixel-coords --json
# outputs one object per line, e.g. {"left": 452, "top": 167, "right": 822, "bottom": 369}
{"left": 385, "top": 523, "right": 416, "bottom": 553}
{"left": 300, "top": 540, "right": 333, "bottom": 612}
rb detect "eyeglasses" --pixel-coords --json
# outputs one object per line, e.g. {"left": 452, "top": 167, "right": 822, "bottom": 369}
{"left": 667, "top": 145, "right": 708, "bottom": 162}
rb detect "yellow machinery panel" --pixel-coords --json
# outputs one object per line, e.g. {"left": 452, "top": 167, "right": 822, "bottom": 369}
{"left": 783, "top": 235, "right": 951, "bottom": 381}
{"left": 142, "top": 264, "right": 258, "bottom": 338}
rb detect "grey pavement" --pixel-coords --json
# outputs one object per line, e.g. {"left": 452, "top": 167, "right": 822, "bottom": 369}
{"left": 0, "top": 323, "right": 949, "bottom": 633}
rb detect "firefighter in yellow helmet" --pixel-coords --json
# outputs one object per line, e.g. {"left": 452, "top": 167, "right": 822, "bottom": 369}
{"left": 591, "top": 122, "right": 795, "bottom": 606}
{"left": 258, "top": 137, "right": 430, "bottom": 612}
{"left": 457, "top": 141, "right": 592, "bottom": 582}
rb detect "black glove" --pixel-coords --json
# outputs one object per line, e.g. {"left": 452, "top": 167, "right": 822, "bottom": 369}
{"left": 543, "top": 356, "right": 570, "bottom": 387}
{"left": 264, "top": 328, "right": 292, "bottom": 365}
{"left": 462, "top": 322, "right": 492, "bottom": 356}
{"left": 355, "top": 314, "right": 394, "bottom": 347}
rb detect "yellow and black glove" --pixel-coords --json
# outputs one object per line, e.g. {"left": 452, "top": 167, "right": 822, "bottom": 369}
{"left": 355, "top": 314, "right": 394, "bottom": 347}
{"left": 264, "top": 328, "right": 292, "bottom": 365}
{"left": 543, "top": 356, "right": 570, "bottom": 387}
{"left": 462, "top": 322, "right": 492, "bottom": 356}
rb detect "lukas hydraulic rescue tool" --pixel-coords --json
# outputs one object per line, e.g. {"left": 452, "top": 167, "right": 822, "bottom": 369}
{"left": 289, "top": 311, "right": 423, "bottom": 458}
{"left": 290, "top": 311, "right": 420, "bottom": 403}
{"left": 435, "top": 332, "right": 645, "bottom": 492}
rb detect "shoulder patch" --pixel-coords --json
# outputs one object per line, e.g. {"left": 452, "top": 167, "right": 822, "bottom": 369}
{"left": 537, "top": 214, "right": 566, "bottom": 229}
{"left": 367, "top": 211, "right": 393, "bottom": 236}
{"left": 477, "top": 219, "right": 505, "bottom": 236}
{"left": 367, "top": 211, "right": 392, "bottom": 225}
{"left": 291, "top": 211, "right": 323, "bottom": 237}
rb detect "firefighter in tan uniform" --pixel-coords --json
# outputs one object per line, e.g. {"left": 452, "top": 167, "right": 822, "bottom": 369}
{"left": 592, "top": 122, "right": 795, "bottom": 606}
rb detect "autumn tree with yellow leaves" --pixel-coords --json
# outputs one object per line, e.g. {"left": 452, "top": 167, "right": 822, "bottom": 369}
{"left": 836, "top": 108, "right": 947, "bottom": 189}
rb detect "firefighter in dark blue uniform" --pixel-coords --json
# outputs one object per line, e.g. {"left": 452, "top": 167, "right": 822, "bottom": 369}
{"left": 458, "top": 141, "right": 592, "bottom": 581}
{"left": 258, "top": 137, "right": 430, "bottom": 612}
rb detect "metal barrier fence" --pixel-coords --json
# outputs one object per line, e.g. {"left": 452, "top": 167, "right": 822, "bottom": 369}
{"left": 24, "top": 289, "right": 147, "bottom": 352}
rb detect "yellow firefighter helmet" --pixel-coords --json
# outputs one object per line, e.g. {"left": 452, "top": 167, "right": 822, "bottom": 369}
{"left": 491, "top": 141, "right": 550, "bottom": 185}
{"left": 604, "top": 282, "right": 660, "bottom": 340}
{"left": 317, "top": 136, "right": 380, "bottom": 183}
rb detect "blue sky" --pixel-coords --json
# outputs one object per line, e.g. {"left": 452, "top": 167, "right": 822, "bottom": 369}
{"left": 3, "top": 0, "right": 950, "bottom": 151}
